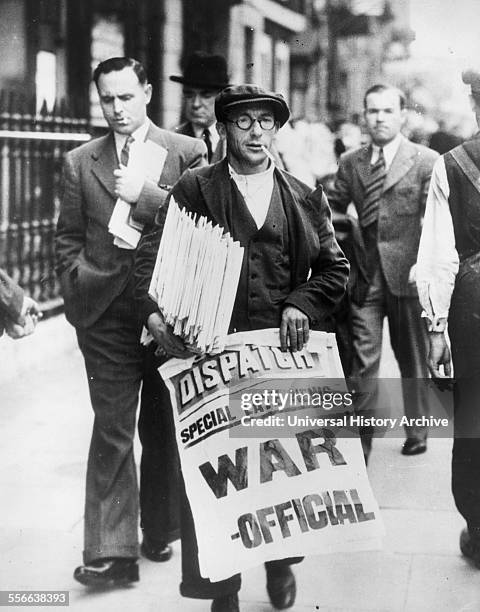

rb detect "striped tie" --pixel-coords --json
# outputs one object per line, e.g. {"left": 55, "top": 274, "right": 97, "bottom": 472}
{"left": 120, "top": 135, "right": 134, "bottom": 166}
{"left": 361, "top": 148, "right": 386, "bottom": 227}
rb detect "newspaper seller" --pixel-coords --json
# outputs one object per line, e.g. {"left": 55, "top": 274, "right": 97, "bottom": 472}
{"left": 135, "top": 84, "right": 349, "bottom": 611}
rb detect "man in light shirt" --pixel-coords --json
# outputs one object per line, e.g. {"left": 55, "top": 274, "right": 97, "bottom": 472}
{"left": 135, "top": 84, "right": 349, "bottom": 612}
{"left": 55, "top": 57, "right": 206, "bottom": 587}
{"left": 416, "top": 66, "right": 480, "bottom": 569}
{"left": 328, "top": 84, "right": 439, "bottom": 458}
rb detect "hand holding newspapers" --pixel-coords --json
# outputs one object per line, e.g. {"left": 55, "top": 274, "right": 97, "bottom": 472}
{"left": 147, "top": 198, "right": 244, "bottom": 354}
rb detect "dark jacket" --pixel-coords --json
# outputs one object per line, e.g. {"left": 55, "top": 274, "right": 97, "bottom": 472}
{"left": 135, "top": 159, "right": 349, "bottom": 331}
{"left": 175, "top": 121, "right": 226, "bottom": 163}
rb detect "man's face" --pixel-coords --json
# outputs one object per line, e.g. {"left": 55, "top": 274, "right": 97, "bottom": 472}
{"left": 183, "top": 86, "right": 218, "bottom": 129}
{"left": 364, "top": 89, "right": 405, "bottom": 146}
{"left": 218, "top": 103, "right": 278, "bottom": 175}
{"left": 97, "top": 67, "right": 152, "bottom": 135}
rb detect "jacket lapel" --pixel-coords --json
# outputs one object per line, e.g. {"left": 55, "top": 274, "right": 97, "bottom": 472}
{"left": 383, "top": 137, "right": 416, "bottom": 192}
{"left": 145, "top": 123, "right": 169, "bottom": 151}
{"left": 90, "top": 133, "right": 118, "bottom": 199}
{"left": 197, "top": 160, "right": 235, "bottom": 229}
{"left": 355, "top": 146, "right": 373, "bottom": 187}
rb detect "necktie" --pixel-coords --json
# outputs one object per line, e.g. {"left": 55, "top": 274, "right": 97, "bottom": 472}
{"left": 203, "top": 128, "right": 213, "bottom": 163}
{"left": 120, "top": 135, "right": 134, "bottom": 167}
{"left": 361, "top": 148, "right": 386, "bottom": 227}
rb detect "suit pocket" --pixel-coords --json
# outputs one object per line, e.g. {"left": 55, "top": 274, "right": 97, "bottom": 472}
{"left": 59, "top": 260, "right": 80, "bottom": 300}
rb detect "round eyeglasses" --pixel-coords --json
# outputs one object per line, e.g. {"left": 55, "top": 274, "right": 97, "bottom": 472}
{"left": 225, "top": 114, "right": 276, "bottom": 131}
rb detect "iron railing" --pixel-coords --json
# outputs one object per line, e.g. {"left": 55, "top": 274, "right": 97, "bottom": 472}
{"left": 0, "top": 93, "right": 90, "bottom": 310}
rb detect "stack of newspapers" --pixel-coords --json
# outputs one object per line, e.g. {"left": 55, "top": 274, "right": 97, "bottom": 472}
{"left": 148, "top": 198, "right": 244, "bottom": 354}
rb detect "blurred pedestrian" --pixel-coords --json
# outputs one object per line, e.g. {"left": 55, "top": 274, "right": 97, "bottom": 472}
{"left": 416, "top": 66, "right": 480, "bottom": 569}
{"left": 0, "top": 269, "right": 41, "bottom": 339}
{"left": 171, "top": 51, "right": 230, "bottom": 163}
{"left": 429, "top": 119, "right": 463, "bottom": 154}
{"left": 328, "top": 84, "right": 438, "bottom": 458}
{"left": 55, "top": 56, "right": 206, "bottom": 588}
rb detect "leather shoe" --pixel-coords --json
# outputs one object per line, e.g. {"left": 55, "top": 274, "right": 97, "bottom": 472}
{"left": 266, "top": 564, "right": 296, "bottom": 610}
{"left": 211, "top": 593, "right": 240, "bottom": 612}
{"left": 460, "top": 528, "right": 480, "bottom": 568}
{"left": 73, "top": 558, "right": 139, "bottom": 587}
{"left": 140, "top": 535, "right": 173, "bottom": 562}
{"left": 401, "top": 438, "right": 427, "bottom": 456}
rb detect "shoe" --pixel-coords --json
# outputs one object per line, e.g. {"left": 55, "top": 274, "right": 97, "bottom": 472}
{"left": 73, "top": 558, "right": 139, "bottom": 587}
{"left": 140, "top": 535, "right": 173, "bottom": 562}
{"left": 460, "top": 528, "right": 480, "bottom": 568}
{"left": 266, "top": 564, "right": 296, "bottom": 610}
{"left": 211, "top": 593, "right": 240, "bottom": 612}
{"left": 401, "top": 438, "right": 427, "bottom": 456}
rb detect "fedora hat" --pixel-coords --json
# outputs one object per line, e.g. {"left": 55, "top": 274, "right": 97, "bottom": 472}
{"left": 215, "top": 84, "right": 290, "bottom": 127}
{"left": 170, "top": 51, "right": 230, "bottom": 90}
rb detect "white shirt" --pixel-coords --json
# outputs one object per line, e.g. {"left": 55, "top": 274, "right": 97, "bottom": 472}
{"left": 370, "top": 133, "right": 403, "bottom": 170}
{"left": 114, "top": 119, "right": 151, "bottom": 166}
{"left": 192, "top": 123, "right": 220, "bottom": 155}
{"left": 229, "top": 162, "right": 275, "bottom": 229}
{"left": 416, "top": 156, "right": 459, "bottom": 331}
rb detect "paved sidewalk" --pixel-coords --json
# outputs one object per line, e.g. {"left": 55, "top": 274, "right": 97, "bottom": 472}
{"left": 1, "top": 316, "right": 479, "bottom": 611}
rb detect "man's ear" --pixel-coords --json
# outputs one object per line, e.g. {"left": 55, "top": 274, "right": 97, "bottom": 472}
{"left": 216, "top": 122, "right": 227, "bottom": 140}
{"left": 145, "top": 83, "right": 153, "bottom": 105}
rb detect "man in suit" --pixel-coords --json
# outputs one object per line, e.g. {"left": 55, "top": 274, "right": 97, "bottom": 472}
{"left": 135, "top": 84, "right": 349, "bottom": 612}
{"left": 170, "top": 51, "right": 230, "bottom": 163}
{"left": 55, "top": 56, "right": 206, "bottom": 587}
{"left": 328, "top": 84, "right": 438, "bottom": 457}
{"left": 0, "top": 269, "right": 40, "bottom": 338}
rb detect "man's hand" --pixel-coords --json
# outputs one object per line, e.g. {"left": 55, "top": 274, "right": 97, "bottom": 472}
{"left": 6, "top": 297, "right": 42, "bottom": 339}
{"left": 147, "top": 311, "right": 192, "bottom": 359}
{"left": 427, "top": 331, "right": 452, "bottom": 379}
{"left": 20, "top": 296, "right": 42, "bottom": 323}
{"left": 280, "top": 306, "right": 310, "bottom": 352}
{"left": 113, "top": 164, "right": 144, "bottom": 204}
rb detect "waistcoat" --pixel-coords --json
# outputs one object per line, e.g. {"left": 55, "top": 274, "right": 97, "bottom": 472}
{"left": 228, "top": 178, "right": 291, "bottom": 332}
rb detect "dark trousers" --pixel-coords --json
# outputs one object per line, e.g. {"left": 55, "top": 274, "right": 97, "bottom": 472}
{"left": 138, "top": 347, "right": 181, "bottom": 545}
{"left": 178, "top": 474, "right": 302, "bottom": 599}
{"left": 76, "top": 289, "right": 143, "bottom": 564}
{"left": 350, "top": 265, "right": 429, "bottom": 442}
{"left": 451, "top": 380, "right": 480, "bottom": 532}
{"left": 449, "top": 257, "right": 480, "bottom": 532}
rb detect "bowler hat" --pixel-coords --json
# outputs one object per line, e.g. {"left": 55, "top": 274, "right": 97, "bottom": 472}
{"left": 215, "top": 84, "right": 290, "bottom": 127}
{"left": 170, "top": 51, "right": 230, "bottom": 90}
{"left": 462, "top": 67, "right": 480, "bottom": 95}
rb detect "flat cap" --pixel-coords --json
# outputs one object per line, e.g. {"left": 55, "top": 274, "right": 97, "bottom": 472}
{"left": 462, "top": 67, "right": 480, "bottom": 94}
{"left": 215, "top": 84, "right": 290, "bottom": 127}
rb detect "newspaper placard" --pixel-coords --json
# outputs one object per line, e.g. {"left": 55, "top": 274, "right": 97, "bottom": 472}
{"left": 160, "top": 329, "right": 384, "bottom": 581}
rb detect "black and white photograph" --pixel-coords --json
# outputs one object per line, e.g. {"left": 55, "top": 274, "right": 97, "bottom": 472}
{"left": 1, "top": 0, "right": 480, "bottom": 610}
